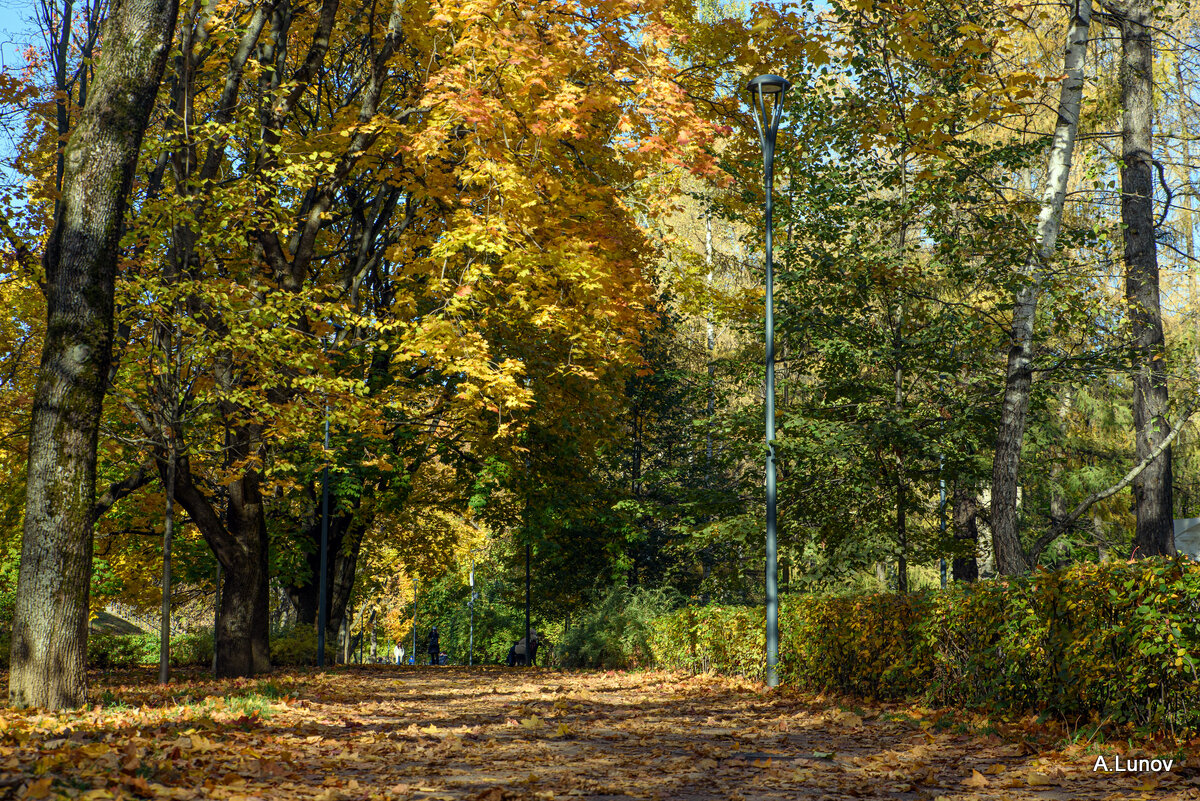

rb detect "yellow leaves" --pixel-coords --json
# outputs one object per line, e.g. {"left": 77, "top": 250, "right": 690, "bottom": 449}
{"left": 963, "top": 769, "right": 990, "bottom": 787}
{"left": 24, "top": 777, "right": 53, "bottom": 799}
{"left": 830, "top": 709, "right": 863, "bottom": 729}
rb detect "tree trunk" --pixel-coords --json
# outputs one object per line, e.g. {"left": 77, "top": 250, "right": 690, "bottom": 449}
{"left": 327, "top": 522, "right": 366, "bottom": 645}
{"left": 1118, "top": 1, "right": 1175, "bottom": 556}
{"left": 287, "top": 512, "right": 355, "bottom": 629}
{"left": 213, "top": 473, "right": 271, "bottom": 676}
{"left": 8, "top": 0, "right": 178, "bottom": 710}
{"left": 952, "top": 485, "right": 980, "bottom": 582}
{"left": 989, "top": 0, "right": 1092, "bottom": 575}
{"left": 168, "top": 450, "right": 270, "bottom": 676}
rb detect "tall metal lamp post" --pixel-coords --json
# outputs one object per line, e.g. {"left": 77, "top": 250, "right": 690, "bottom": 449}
{"left": 316, "top": 408, "right": 331, "bottom": 668}
{"left": 748, "top": 73, "right": 790, "bottom": 688}
{"left": 316, "top": 325, "right": 341, "bottom": 668}
{"left": 468, "top": 547, "right": 484, "bottom": 666}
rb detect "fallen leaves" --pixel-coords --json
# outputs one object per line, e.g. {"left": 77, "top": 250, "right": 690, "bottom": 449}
{"left": 0, "top": 667, "right": 1192, "bottom": 800}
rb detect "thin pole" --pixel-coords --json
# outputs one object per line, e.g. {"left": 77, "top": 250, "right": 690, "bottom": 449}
{"left": 160, "top": 430, "right": 175, "bottom": 684}
{"left": 469, "top": 556, "right": 475, "bottom": 666}
{"left": 764, "top": 142, "right": 779, "bottom": 687}
{"left": 411, "top": 578, "right": 417, "bottom": 663}
{"left": 939, "top": 458, "right": 948, "bottom": 588}
{"left": 317, "top": 414, "right": 330, "bottom": 667}
{"left": 749, "top": 76, "right": 789, "bottom": 689}
{"left": 525, "top": 540, "right": 531, "bottom": 667}
{"left": 212, "top": 562, "right": 220, "bottom": 675}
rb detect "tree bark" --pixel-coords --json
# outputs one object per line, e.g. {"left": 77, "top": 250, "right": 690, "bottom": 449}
{"left": 989, "top": 0, "right": 1092, "bottom": 575}
{"left": 951, "top": 485, "right": 980, "bottom": 582}
{"left": 167, "top": 449, "right": 271, "bottom": 676}
{"left": 1117, "top": 1, "right": 1175, "bottom": 556}
{"left": 213, "top": 472, "right": 272, "bottom": 676}
{"left": 287, "top": 512, "right": 354, "bottom": 631}
{"left": 8, "top": 0, "right": 178, "bottom": 710}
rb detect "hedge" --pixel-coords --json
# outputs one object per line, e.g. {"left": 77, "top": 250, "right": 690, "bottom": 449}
{"left": 649, "top": 559, "right": 1200, "bottom": 733}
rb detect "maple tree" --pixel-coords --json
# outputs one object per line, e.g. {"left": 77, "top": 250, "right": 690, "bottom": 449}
{"left": 2, "top": 0, "right": 1200, "bottom": 744}
{"left": 51, "top": 0, "right": 725, "bottom": 679}
{"left": 7, "top": 0, "right": 179, "bottom": 710}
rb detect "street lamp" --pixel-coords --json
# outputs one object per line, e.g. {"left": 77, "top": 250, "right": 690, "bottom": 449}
{"left": 469, "top": 547, "right": 484, "bottom": 666}
{"left": 411, "top": 577, "right": 418, "bottom": 664}
{"left": 316, "top": 324, "right": 342, "bottom": 668}
{"left": 748, "top": 73, "right": 790, "bottom": 688}
{"left": 317, "top": 408, "right": 330, "bottom": 668}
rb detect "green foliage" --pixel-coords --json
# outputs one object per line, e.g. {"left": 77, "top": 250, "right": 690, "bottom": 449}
{"left": 648, "top": 601, "right": 765, "bottom": 679}
{"left": 269, "top": 626, "right": 336, "bottom": 666}
{"left": 651, "top": 559, "right": 1200, "bottom": 733}
{"left": 86, "top": 630, "right": 214, "bottom": 670}
{"left": 557, "top": 585, "right": 682, "bottom": 669}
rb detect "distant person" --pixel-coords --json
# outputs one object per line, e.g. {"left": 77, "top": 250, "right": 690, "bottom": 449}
{"left": 506, "top": 630, "right": 539, "bottom": 666}
{"left": 393, "top": 644, "right": 404, "bottom": 665}
{"left": 438, "top": 652, "right": 449, "bottom": 666}
{"left": 427, "top": 626, "right": 439, "bottom": 665}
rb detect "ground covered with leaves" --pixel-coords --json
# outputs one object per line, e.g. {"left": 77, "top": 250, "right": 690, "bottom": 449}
{"left": 0, "top": 667, "right": 1197, "bottom": 800}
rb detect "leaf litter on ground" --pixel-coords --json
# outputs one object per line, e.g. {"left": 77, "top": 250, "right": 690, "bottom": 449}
{"left": 0, "top": 667, "right": 1196, "bottom": 800}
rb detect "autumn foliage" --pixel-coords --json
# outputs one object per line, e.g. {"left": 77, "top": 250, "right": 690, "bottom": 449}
{"left": 651, "top": 559, "right": 1200, "bottom": 734}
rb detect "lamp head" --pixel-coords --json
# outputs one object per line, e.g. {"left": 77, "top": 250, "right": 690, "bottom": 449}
{"left": 747, "top": 74, "right": 791, "bottom": 96}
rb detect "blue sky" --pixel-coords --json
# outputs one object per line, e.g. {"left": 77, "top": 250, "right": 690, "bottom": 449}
{"left": 0, "top": 0, "right": 37, "bottom": 73}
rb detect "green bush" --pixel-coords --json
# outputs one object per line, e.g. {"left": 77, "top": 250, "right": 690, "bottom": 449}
{"left": 649, "top": 559, "right": 1200, "bottom": 734}
{"left": 557, "top": 585, "right": 681, "bottom": 669}
{"left": 270, "top": 625, "right": 335, "bottom": 666}
{"left": 88, "top": 630, "right": 214, "bottom": 669}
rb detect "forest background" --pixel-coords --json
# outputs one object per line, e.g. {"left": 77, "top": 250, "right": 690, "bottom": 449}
{"left": 0, "top": 0, "right": 1198, "bottom": 712}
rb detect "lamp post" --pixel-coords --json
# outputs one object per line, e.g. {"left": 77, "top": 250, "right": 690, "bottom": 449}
{"left": 748, "top": 73, "right": 790, "bottom": 688}
{"left": 411, "top": 577, "right": 418, "bottom": 664}
{"left": 317, "top": 410, "right": 330, "bottom": 668}
{"left": 469, "top": 547, "right": 484, "bottom": 666}
{"left": 316, "top": 325, "right": 341, "bottom": 668}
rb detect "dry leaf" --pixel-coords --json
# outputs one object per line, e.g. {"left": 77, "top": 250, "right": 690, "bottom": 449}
{"left": 25, "top": 778, "right": 53, "bottom": 799}
{"left": 963, "top": 769, "right": 989, "bottom": 788}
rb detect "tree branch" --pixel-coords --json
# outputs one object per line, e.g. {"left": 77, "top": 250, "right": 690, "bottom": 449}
{"left": 1028, "top": 402, "right": 1196, "bottom": 562}
{"left": 94, "top": 462, "right": 154, "bottom": 518}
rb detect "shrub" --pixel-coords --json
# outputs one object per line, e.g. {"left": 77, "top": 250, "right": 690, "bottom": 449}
{"left": 88, "top": 630, "right": 214, "bottom": 669}
{"left": 558, "top": 585, "right": 682, "bottom": 669}
{"left": 270, "top": 625, "right": 336, "bottom": 666}
{"left": 649, "top": 559, "right": 1200, "bottom": 734}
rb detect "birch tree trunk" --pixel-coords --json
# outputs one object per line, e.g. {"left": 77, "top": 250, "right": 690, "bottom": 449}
{"left": 8, "top": 0, "right": 178, "bottom": 710}
{"left": 989, "top": 0, "right": 1092, "bottom": 575}
{"left": 1117, "top": 0, "right": 1175, "bottom": 556}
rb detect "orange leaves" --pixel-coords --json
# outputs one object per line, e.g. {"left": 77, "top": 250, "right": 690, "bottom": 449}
{"left": 0, "top": 668, "right": 1170, "bottom": 801}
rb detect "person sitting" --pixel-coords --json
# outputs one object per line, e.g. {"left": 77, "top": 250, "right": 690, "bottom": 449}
{"left": 506, "top": 630, "right": 540, "bottom": 666}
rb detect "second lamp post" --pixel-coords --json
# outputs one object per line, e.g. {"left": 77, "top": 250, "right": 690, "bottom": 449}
{"left": 748, "top": 73, "right": 790, "bottom": 688}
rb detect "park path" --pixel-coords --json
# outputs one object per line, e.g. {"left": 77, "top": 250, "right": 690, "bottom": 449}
{"left": 1, "top": 666, "right": 1197, "bottom": 800}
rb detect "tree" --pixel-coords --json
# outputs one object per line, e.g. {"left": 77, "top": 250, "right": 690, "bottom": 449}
{"left": 1108, "top": 0, "right": 1176, "bottom": 556}
{"left": 8, "top": 0, "right": 178, "bottom": 709}
{"left": 989, "top": 0, "right": 1093, "bottom": 575}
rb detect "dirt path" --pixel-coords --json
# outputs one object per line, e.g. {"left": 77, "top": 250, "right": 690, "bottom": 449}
{"left": 1, "top": 667, "right": 1196, "bottom": 800}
